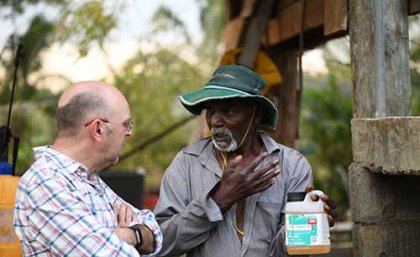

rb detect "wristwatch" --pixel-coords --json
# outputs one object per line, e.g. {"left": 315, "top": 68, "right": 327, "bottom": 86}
{"left": 129, "top": 225, "right": 143, "bottom": 250}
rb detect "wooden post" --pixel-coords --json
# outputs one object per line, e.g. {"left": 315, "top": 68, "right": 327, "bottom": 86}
{"left": 237, "top": 0, "right": 275, "bottom": 67}
{"left": 349, "top": 0, "right": 420, "bottom": 257}
{"left": 350, "top": 0, "right": 411, "bottom": 118}
{"left": 266, "top": 47, "right": 299, "bottom": 147}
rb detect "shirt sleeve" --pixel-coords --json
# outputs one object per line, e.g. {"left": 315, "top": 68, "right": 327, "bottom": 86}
{"left": 24, "top": 176, "right": 140, "bottom": 257}
{"left": 154, "top": 152, "right": 223, "bottom": 257}
{"left": 103, "top": 181, "right": 163, "bottom": 256}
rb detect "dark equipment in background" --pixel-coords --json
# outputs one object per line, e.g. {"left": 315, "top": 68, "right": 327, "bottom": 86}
{"left": 0, "top": 43, "right": 24, "bottom": 175}
{"left": 99, "top": 170, "right": 144, "bottom": 209}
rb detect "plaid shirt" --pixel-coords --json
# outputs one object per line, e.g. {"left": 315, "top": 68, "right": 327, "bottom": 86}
{"left": 14, "top": 146, "right": 162, "bottom": 256}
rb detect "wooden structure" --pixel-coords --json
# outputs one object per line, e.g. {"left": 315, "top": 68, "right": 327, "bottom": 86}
{"left": 222, "top": 0, "right": 349, "bottom": 147}
{"left": 221, "top": 0, "right": 420, "bottom": 256}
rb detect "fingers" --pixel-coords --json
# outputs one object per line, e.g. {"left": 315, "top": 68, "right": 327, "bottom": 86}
{"left": 248, "top": 164, "right": 281, "bottom": 194}
{"left": 224, "top": 155, "right": 242, "bottom": 173}
{"left": 327, "top": 213, "right": 336, "bottom": 227}
{"left": 238, "top": 153, "right": 280, "bottom": 194}
{"left": 321, "top": 194, "right": 337, "bottom": 210}
{"left": 217, "top": 152, "right": 281, "bottom": 204}
{"left": 252, "top": 158, "right": 280, "bottom": 178}
{"left": 115, "top": 203, "right": 135, "bottom": 227}
{"left": 239, "top": 152, "right": 269, "bottom": 174}
{"left": 305, "top": 188, "right": 337, "bottom": 227}
{"left": 253, "top": 178, "right": 277, "bottom": 193}
{"left": 305, "top": 185, "right": 314, "bottom": 193}
{"left": 125, "top": 205, "right": 133, "bottom": 225}
{"left": 113, "top": 204, "right": 119, "bottom": 216}
{"left": 231, "top": 155, "right": 243, "bottom": 166}
{"left": 323, "top": 196, "right": 337, "bottom": 227}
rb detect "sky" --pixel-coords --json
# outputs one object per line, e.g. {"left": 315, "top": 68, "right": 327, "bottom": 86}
{"left": 1, "top": 0, "right": 327, "bottom": 90}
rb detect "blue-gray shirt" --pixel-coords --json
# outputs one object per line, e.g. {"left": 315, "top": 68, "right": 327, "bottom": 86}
{"left": 154, "top": 133, "right": 312, "bottom": 257}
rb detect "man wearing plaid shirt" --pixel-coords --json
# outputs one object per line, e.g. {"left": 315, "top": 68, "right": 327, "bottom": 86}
{"left": 14, "top": 81, "right": 162, "bottom": 256}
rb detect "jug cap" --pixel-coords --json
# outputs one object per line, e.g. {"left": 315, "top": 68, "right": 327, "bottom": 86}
{"left": 287, "top": 192, "right": 306, "bottom": 202}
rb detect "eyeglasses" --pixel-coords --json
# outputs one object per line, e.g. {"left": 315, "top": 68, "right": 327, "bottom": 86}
{"left": 84, "top": 118, "right": 133, "bottom": 133}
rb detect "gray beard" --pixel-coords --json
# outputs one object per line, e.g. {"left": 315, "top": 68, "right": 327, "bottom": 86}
{"left": 211, "top": 127, "right": 238, "bottom": 152}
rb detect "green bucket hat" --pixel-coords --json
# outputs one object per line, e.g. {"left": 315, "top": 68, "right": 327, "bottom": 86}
{"left": 179, "top": 65, "right": 278, "bottom": 129}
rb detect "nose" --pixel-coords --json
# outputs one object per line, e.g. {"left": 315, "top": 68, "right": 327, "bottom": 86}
{"left": 125, "top": 129, "right": 132, "bottom": 138}
{"left": 210, "top": 111, "right": 224, "bottom": 127}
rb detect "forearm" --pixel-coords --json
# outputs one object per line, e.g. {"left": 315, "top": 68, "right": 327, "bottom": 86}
{"left": 129, "top": 208, "right": 162, "bottom": 255}
{"left": 156, "top": 195, "right": 223, "bottom": 256}
{"left": 114, "top": 225, "right": 155, "bottom": 254}
{"left": 113, "top": 228, "right": 136, "bottom": 246}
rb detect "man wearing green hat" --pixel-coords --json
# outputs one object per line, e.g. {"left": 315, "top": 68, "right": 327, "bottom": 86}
{"left": 154, "top": 65, "right": 337, "bottom": 257}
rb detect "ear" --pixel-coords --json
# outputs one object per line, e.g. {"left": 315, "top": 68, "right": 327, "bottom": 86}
{"left": 87, "top": 119, "right": 104, "bottom": 142}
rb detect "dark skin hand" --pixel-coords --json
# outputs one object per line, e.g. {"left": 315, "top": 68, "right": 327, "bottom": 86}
{"left": 210, "top": 151, "right": 281, "bottom": 213}
{"left": 305, "top": 186, "right": 338, "bottom": 227}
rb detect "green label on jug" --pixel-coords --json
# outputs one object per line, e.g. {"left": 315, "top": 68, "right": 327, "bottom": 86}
{"left": 285, "top": 213, "right": 330, "bottom": 246}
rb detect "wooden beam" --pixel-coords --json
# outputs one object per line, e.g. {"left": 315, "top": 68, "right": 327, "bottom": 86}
{"left": 226, "top": 0, "right": 243, "bottom": 20}
{"left": 237, "top": 0, "right": 275, "bottom": 67}
{"left": 277, "top": 0, "right": 301, "bottom": 11}
{"left": 240, "top": 0, "right": 257, "bottom": 18}
{"left": 223, "top": 17, "right": 245, "bottom": 52}
{"left": 225, "top": 0, "right": 233, "bottom": 23}
{"left": 267, "top": 0, "right": 325, "bottom": 46}
{"left": 409, "top": 0, "right": 420, "bottom": 15}
{"left": 324, "top": 0, "right": 348, "bottom": 36}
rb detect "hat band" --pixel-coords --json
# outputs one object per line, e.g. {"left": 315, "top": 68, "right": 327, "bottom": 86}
{"left": 204, "top": 85, "right": 252, "bottom": 96}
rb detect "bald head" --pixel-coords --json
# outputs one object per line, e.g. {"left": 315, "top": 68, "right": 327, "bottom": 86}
{"left": 56, "top": 81, "right": 128, "bottom": 137}
{"left": 58, "top": 81, "right": 125, "bottom": 107}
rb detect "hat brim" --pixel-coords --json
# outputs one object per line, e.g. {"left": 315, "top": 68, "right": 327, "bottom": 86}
{"left": 179, "top": 86, "right": 278, "bottom": 129}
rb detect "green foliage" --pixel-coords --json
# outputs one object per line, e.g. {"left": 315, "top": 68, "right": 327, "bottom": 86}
{"left": 110, "top": 47, "right": 207, "bottom": 187}
{"left": 152, "top": 6, "right": 191, "bottom": 44}
{"left": 126, "top": 0, "right": 223, "bottom": 188}
{"left": 298, "top": 73, "right": 352, "bottom": 219}
{"left": 1, "top": 0, "right": 119, "bottom": 174}
{"left": 0, "top": 15, "right": 54, "bottom": 105}
{"left": 411, "top": 68, "right": 420, "bottom": 115}
{"left": 0, "top": 0, "right": 66, "bottom": 14}
{"left": 0, "top": 4, "right": 59, "bottom": 173}
{"left": 195, "top": 0, "right": 224, "bottom": 66}
{"left": 410, "top": 17, "right": 420, "bottom": 115}
{"left": 19, "top": 15, "right": 54, "bottom": 80}
{"left": 54, "top": 1, "right": 118, "bottom": 57}
{"left": 9, "top": 104, "right": 56, "bottom": 174}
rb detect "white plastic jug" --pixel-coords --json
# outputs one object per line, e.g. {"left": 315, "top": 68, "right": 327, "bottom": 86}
{"left": 285, "top": 190, "right": 331, "bottom": 255}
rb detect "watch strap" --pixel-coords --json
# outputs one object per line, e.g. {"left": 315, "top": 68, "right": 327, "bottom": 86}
{"left": 129, "top": 225, "right": 143, "bottom": 250}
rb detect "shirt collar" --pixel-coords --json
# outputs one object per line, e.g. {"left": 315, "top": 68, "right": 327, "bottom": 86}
{"left": 258, "top": 131, "right": 281, "bottom": 154}
{"left": 33, "top": 145, "right": 89, "bottom": 177}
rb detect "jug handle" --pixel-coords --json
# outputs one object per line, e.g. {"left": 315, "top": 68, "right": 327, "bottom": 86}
{"left": 304, "top": 190, "right": 324, "bottom": 202}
